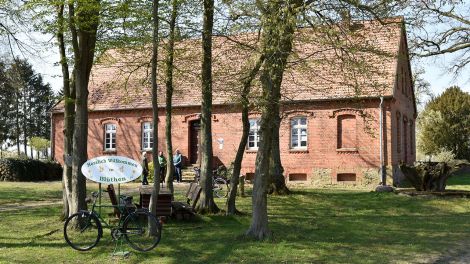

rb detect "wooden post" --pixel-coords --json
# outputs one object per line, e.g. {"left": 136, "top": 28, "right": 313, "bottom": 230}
{"left": 239, "top": 175, "right": 245, "bottom": 197}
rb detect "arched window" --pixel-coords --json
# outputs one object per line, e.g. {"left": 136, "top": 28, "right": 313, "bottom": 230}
{"left": 104, "top": 123, "right": 117, "bottom": 151}
{"left": 337, "top": 115, "right": 357, "bottom": 149}
{"left": 396, "top": 112, "right": 401, "bottom": 153}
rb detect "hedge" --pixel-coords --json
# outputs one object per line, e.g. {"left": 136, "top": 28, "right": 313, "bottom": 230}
{"left": 0, "top": 158, "right": 63, "bottom": 181}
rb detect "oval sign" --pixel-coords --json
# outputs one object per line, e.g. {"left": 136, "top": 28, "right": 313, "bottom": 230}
{"left": 81, "top": 156, "right": 143, "bottom": 184}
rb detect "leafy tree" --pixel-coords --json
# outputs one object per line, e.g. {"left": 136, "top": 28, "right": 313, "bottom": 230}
{"left": 29, "top": 136, "right": 50, "bottom": 158}
{"left": 2, "top": 59, "right": 54, "bottom": 158}
{"left": 68, "top": 0, "right": 102, "bottom": 215}
{"left": 0, "top": 60, "right": 15, "bottom": 152}
{"left": 164, "top": 0, "right": 180, "bottom": 196}
{"left": 54, "top": 1, "right": 75, "bottom": 218}
{"left": 417, "top": 86, "right": 470, "bottom": 160}
{"left": 149, "top": 0, "right": 161, "bottom": 233}
{"left": 195, "top": 0, "right": 219, "bottom": 214}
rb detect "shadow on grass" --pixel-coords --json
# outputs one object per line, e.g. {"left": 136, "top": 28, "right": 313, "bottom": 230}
{"left": 2, "top": 189, "right": 470, "bottom": 263}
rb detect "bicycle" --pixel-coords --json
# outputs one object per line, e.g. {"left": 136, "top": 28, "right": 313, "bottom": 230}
{"left": 193, "top": 166, "right": 228, "bottom": 198}
{"left": 63, "top": 191, "right": 162, "bottom": 252}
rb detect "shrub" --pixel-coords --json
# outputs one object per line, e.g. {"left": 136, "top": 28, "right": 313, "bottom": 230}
{"left": 0, "top": 158, "right": 63, "bottom": 181}
{"left": 148, "top": 162, "right": 154, "bottom": 182}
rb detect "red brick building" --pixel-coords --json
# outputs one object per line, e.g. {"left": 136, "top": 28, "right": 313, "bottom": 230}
{"left": 51, "top": 18, "right": 416, "bottom": 186}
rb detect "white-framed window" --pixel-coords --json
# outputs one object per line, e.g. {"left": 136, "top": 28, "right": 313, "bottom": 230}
{"left": 248, "top": 119, "right": 260, "bottom": 150}
{"left": 142, "top": 122, "right": 153, "bottom": 150}
{"left": 104, "top": 123, "right": 117, "bottom": 151}
{"left": 291, "top": 117, "right": 308, "bottom": 149}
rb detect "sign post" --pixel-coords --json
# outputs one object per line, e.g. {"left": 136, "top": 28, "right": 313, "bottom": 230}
{"left": 80, "top": 155, "right": 143, "bottom": 256}
{"left": 81, "top": 156, "right": 143, "bottom": 184}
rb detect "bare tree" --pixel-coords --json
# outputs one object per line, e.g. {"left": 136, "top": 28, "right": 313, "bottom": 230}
{"left": 408, "top": 0, "right": 470, "bottom": 77}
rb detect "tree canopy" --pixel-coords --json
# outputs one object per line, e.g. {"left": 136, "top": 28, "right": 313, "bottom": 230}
{"left": 417, "top": 86, "right": 470, "bottom": 161}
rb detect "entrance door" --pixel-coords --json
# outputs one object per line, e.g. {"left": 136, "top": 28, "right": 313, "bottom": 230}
{"left": 189, "top": 120, "right": 201, "bottom": 164}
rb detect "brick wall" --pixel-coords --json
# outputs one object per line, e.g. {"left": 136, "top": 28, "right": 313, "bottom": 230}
{"left": 52, "top": 96, "right": 415, "bottom": 187}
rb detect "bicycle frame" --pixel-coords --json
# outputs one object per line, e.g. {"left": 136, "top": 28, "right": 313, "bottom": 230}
{"left": 86, "top": 184, "right": 132, "bottom": 230}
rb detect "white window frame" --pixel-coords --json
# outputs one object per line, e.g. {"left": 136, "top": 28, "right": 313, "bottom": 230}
{"left": 142, "top": 122, "right": 153, "bottom": 150}
{"left": 291, "top": 117, "right": 308, "bottom": 149}
{"left": 104, "top": 123, "right": 117, "bottom": 151}
{"left": 247, "top": 119, "right": 260, "bottom": 150}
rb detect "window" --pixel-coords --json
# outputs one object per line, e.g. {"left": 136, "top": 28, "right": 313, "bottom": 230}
{"left": 245, "top": 173, "right": 255, "bottom": 182}
{"left": 337, "top": 115, "right": 357, "bottom": 149}
{"left": 403, "top": 117, "right": 408, "bottom": 161}
{"left": 142, "top": 122, "right": 153, "bottom": 150}
{"left": 248, "top": 119, "right": 260, "bottom": 150}
{"left": 104, "top": 123, "right": 116, "bottom": 151}
{"left": 289, "top": 173, "right": 307, "bottom": 181}
{"left": 337, "top": 173, "right": 356, "bottom": 182}
{"left": 396, "top": 113, "right": 401, "bottom": 153}
{"left": 410, "top": 121, "right": 414, "bottom": 155}
{"left": 291, "top": 117, "right": 308, "bottom": 149}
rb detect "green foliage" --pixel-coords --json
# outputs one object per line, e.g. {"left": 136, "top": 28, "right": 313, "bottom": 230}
{"left": 0, "top": 158, "right": 62, "bottom": 181}
{"left": 29, "top": 137, "right": 50, "bottom": 152}
{"left": 0, "top": 58, "right": 57, "bottom": 150}
{"left": 417, "top": 86, "right": 470, "bottom": 160}
{"left": 148, "top": 161, "right": 154, "bottom": 182}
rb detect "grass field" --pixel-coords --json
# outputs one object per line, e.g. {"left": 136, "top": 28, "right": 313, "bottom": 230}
{"left": 1, "top": 176, "right": 470, "bottom": 264}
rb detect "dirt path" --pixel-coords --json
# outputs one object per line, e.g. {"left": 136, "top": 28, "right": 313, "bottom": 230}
{"left": 431, "top": 251, "right": 470, "bottom": 264}
{"left": 0, "top": 200, "right": 62, "bottom": 212}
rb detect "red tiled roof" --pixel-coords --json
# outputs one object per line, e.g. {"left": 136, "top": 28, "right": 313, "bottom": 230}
{"left": 53, "top": 17, "right": 404, "bottom": 112}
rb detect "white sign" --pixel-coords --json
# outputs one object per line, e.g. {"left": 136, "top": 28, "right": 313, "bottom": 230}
{"left": 81, "top": 156, "right": 143, "bottom": 184}
{"left": 217, "top": 138, "right": 224, "bottom": 150}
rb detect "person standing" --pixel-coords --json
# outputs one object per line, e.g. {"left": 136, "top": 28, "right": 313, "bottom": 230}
{"left": 173, "top": 149, "right": 183, "bottom": 183}
{"left": 158, "top": 151, "right": 167, "bottom": 184}
{"left": 141, "top": 152, "right": 149, "bottom": 185}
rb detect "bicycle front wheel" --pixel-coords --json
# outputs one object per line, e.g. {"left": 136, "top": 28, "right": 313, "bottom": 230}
{"left": 213, "top": 177, "right": 228, "bottom": 198}
{"left": 123, "top": 210, "right": 161, "bottom": 252}
{"left": 64, "top": 211, "right": 102, "bottom": 251}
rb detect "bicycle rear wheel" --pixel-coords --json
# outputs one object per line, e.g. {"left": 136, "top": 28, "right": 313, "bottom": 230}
{"left": 64, "top": 211, "right": 102, "bottom": 251}
{"left": 123, "top": 210, "right": 161, "bottom": 252}
{"left": 213, "top": 177, "right": 228, "bottom": 198}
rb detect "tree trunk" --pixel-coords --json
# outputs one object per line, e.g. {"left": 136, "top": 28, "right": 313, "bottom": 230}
{"left": 195, "top": 0, "right": 219, "bottom": 214}
{"left": 164, "top": 0, "right": 178, "bottom": 196}
{"left": 57, "top": 2, "right": 74, "bottom": 218}
{"left": 246, "top": 105, "right": 274, "bottom": 240}
{"left": 28, "top": 93, "right": 33, "bottom": 159}
{"left": 246, "top": 0, "right": 301, "bottom": 240}
{"left": 400, "top": 161, "right": 470, "bottom": 192}
{"left": 267, "top": 114, "right": 290, "bottom": 195}
{"left": 148, "top": 0, "right": 161, "bottom": 236}
{"left": 15, "top": 92, "right": 19, "bottom": 156}
{"left": 69, "top": 0, "right": 100, "bottom": 214}
{"left": 226, "top": 55, "right": 265, "bottom": 216}
{"left": 22, "top": 89, "right": 28, "bottom": 157}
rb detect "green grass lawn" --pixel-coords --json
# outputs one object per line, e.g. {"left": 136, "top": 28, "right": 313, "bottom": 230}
{"left": 0, "top": 181, "right": 63, "bottom": 205}
{"left": 1, "top": 182, "right": 470, "bottom": 263}
{"left": 446, "top": 172, "right": 470, "bottom": 191}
